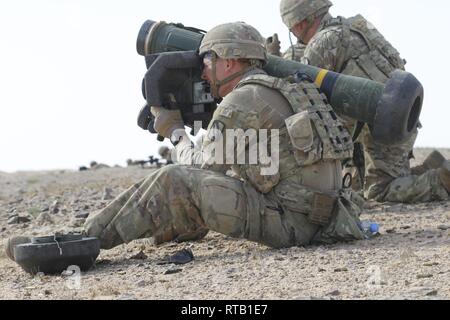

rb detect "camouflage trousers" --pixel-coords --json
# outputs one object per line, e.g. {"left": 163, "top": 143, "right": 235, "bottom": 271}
{"left": 357, "top": 126, "right": 448, "bottom": 203}
{"left": 84, "top": 165, "right": 365, "bottom": 250}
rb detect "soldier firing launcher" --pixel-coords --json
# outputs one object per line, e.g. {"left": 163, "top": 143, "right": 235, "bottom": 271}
{"left": 137, "top": 20, "right": 424, "bottom": 145}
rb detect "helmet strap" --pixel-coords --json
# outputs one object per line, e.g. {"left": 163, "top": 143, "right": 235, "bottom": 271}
{"left": 210, "top": 51, "right": 257, "bottom": 98}
{"left": 288, "top": 31, "right": 300, "bottom": 58}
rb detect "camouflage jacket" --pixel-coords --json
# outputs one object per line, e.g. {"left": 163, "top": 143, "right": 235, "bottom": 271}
{"left": 175, "top": 69, "right": 352, "bottom": 195}
{"left": 282, "top": 42, "right": 306, "bottom": 62}
{"left": 301, "top": 14, "right": 405, "bottom": 83}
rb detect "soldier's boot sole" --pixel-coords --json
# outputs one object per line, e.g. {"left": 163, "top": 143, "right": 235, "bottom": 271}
{"left": 438, "top": 160, "right": 450, "bottom": 194}
{"left": 4, "top": 236, "right": 31, "bottom": 261}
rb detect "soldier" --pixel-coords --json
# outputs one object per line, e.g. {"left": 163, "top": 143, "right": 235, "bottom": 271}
{"left": 282, "top": 41, "right": 306, "bottom": 61}
{"left": 158, "top": 146, "right": 175, "bottom": 165}
{"left": 4, "top": 22, "right": 368, "bottom": 259}
{"left": 81, "top": 21, "right": 370, "bottom": 251}
{"left": 279, "top": 0, "right": 450, "bottom": 203}
{"left": 90, "top": 161, "right": 110, "bottom": 170}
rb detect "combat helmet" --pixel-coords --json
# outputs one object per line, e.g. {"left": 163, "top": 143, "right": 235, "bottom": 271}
{"left": 158, "top": 146, "right": 170, "bottom": 157}
{"left": 199, "top": 22, "right": 268, "bottom": 64}
{"left": 199, "top": 22, "right": 267, "bottom": 98}
{"left": 280, "top": 0, "right": 333, "bottom": 30}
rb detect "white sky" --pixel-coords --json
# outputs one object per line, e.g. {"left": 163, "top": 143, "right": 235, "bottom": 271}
{"left": 0, "top": 0, "right": 449, "bottom": 172}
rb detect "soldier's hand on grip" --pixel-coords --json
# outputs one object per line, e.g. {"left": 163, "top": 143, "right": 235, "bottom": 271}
{"left": 150, "top": 106, "right": 184, "bottom": 139}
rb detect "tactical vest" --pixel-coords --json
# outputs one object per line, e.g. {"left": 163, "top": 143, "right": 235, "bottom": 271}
{"left": 236, "top": 74, "right": 353, "bottom": 168}
{"left": 323, "top": 15, "right": 405, "bottom": 83}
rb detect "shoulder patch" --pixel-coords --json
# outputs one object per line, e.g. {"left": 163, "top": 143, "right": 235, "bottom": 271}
{"left": 218, "top": 107, "right": 234, "bottom": 119}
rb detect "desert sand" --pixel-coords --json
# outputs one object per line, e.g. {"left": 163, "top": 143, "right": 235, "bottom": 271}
{"left": 1, "top": 148, "right": 449, "bottom": 300}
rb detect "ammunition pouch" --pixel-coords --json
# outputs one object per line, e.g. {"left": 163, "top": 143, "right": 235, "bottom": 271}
{"left": 285, "top": 111, "right": 320, "bottom": 167}
{"left": 310, "top": 192, "right": 338, "bottom": 226}
{"left": 273, "top": 181, "right": 338, "bottom": 227}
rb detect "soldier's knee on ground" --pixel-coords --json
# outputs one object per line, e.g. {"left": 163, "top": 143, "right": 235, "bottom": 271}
{"left": 84, "top": 215, "right": 103, "bottom": 239}
{"left": 83, "top": 218, "right": 124, "bottom": 250}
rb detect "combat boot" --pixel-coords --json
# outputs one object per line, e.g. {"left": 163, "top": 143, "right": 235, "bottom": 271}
{"left": 411, "top": 150, "right": 446, "bottom": 176}
{"left": 4, "top": 236, "right": 30, "bottom": 261}
{"left": 438, "top": 160, "right": 450, "bottom": 194}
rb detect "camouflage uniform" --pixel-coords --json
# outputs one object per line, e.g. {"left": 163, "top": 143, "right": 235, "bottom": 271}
{"left": 282, "top": 42, "right": 306, "bottom": 61}
{"left": 84, "top": 22, "right": 366, "bottom": 250}
{"left": 279, "top": 0, "right": 448, "bottom": 203}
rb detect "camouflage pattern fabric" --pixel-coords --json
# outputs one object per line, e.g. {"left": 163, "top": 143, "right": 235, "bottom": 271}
{"left": 282, "top": 42, "right": 306, "bottom": 61}
{"left": 299, "top": 15, "right": 449, "bottom": 203}
{"left": 199, "top": 22, "right": 267, "bottom": 62}
{"left": 280, "top": 0, "right": 333, "bottom": 30}
{"left": 84, "top": 164, "right": 365, "bottom": 250}
{"left": 84, "top": 69, "right": 366, "bottom": 249}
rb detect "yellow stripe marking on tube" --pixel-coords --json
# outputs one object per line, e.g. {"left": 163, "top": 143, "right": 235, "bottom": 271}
{"left": 314, "top": 69, "right": 329, "bottom": 88}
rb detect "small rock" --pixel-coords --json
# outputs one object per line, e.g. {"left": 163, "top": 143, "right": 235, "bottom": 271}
{"left": 117, "top": 271, "right": 126, "bottom": 275}
{"left": 401, "top": 225, "right": 411, "bottom": 230}
{"left": 334, "top": 267, "right": 348, "bottom": 272}
{"left": 102, "top": 188, "right": 114, "bottom": 201}
{"left": 423, "top": 262, "right": 439, "bottom": 267}
{"left": 164, "top": 269, "right": 183, "bottom": 275}
{"left": 36, "top": 212, "right": 53, "bottom": 224}
{"left": 50, "top": 201, "right": 60, "bottom": 214}
{"left": 9, "top": 197, "right": 23, "bottom": 205}
{"left": 41, "top": 206, "right": 50, "bottom": 212}
{"left": 437, "top": 225, "right": 450, "bottom": 231}
{"left": 386, "top": 228, "right": 396, "bottom": 234}
{"left": 8, "top": 216, "right": 31, "bottom": 224}
{"left": 426, "top": 290, "right": 438, "bottom": 296}
{"left": 96, "top": 259, "right": 112, "bottom": 265}
{"left": 327, "top": 290, "right": 340, "bottom": 296}
{"left": 136, "top": 280, "right": 147, "bottom": 287}
{"left": 417, "top": 274, "right": 433, "bottom": 279}
{"left": 69, "top": 219, "right": 85, "bottom": 228}
{"left": 44, "top": 290, "right": 51, "bottom": 295}
{"left": 227, "top": 268, "right": 238, "bottom": 274}
{"left": 130, "top": 251, "right": 148, "bottom": 260}
{"left": 75, "top": 212, "right": 90, "bottom": 219}
{"left": 318, "top": 268, "right": 326, "bottom": 272}
{"left": 8, "top": 213, "right": 18, "bottom": 219}
{"left": 156, "top": 248, "right": 194, "bottom": 265}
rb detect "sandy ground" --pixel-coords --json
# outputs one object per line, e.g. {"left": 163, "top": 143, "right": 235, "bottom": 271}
{"left": 0, "top": 148, "right": 449, "bottom": 300}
